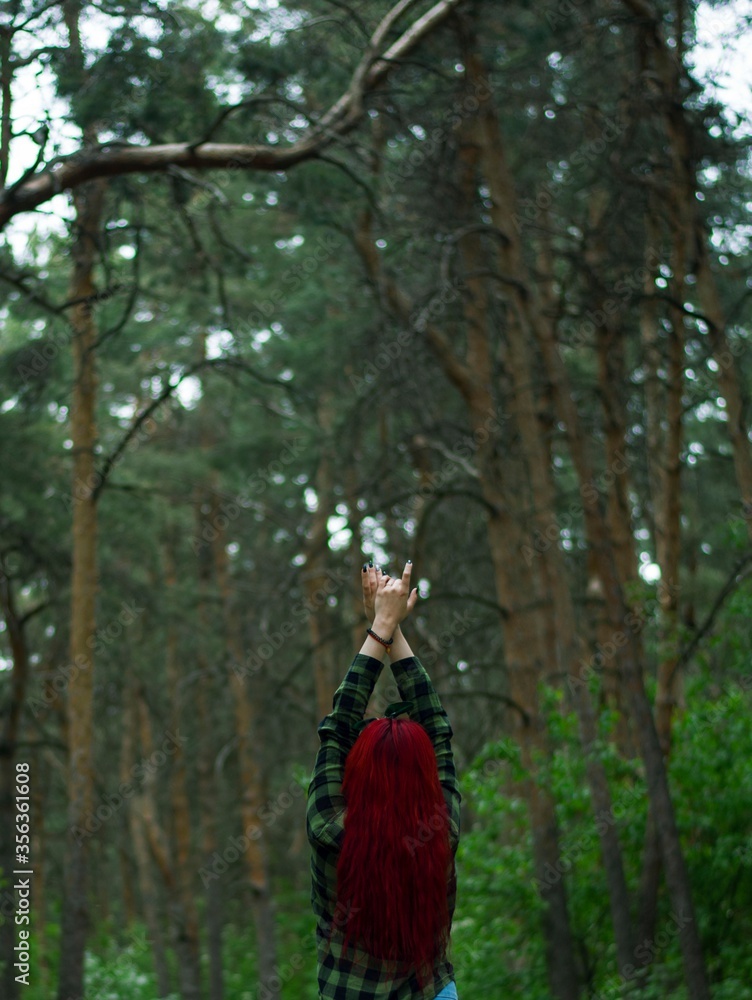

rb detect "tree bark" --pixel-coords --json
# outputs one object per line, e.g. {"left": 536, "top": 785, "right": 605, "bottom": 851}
{"left": 214, "top": 518, "right": 279, "bottom": 993}
{"left": 134, "top": 684, "right": 202, "bottom": 1000}
{"left": 57, "top": 174, "right": 105, "bottom": 1000}
{"left": 162, "top": 534, "right": 202, "bottom": 995}
{"left": 122, "top": 688, "right": 172, "bottom": 997}
{"left": 458, "top": 32, "right": 639, "bottom": 983}
{"left": 195, "top": 490, "right": 224, "bottom": 1000}
{"left": 306, "top": 392, "right": 340, "bottom": 723}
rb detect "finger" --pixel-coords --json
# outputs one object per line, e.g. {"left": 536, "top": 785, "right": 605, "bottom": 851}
{"left": 406, "top": 587, "right": 419, "bottom": 613}
{"left": 402, "top": 560, "right": 413, "bottom": 588}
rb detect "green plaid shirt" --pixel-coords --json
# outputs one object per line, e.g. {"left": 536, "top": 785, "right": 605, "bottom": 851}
{"left": 306, "top": 653, "right": 461, "bottom": 1000}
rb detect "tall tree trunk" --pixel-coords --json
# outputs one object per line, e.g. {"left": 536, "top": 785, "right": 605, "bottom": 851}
{"left": 162, "top": 533, "right": 202, "bottom": 993}
{"left": 133, "top": 684, "right": 202, "bottom": 1000}
{"left": 468, "top": 6, "right": 711, "bottom": 987}
{"left": 121, "top": 690, "right": 172, "bottom": 997}
{"left": 356, "top": 209, "right": 581, "bottom": 1000}
{"left": 596, "top": 315, "right": 641, "bottom": 759}
{"left": 118, "top": 839, "right": 137, "bottom": 927}
{"left": 694, "top": 239, "right": 752, "bottom": 537}
{"left": 621, "top": 0, "right": 752, "bottom": 549}
{"left": 637, "top": 203, "right": 688, "bottom": 956}
{"left": 359, "top": 52, "right": 583, "bottom": 993}
{"left": 533, "top": 156, "right": 711, "bottom": 1000}
{"left": 456, "top": 33, "right": 636, "bottom": 981}
{"left": 305, "top": 392, "right": 339, "bottom": 722}
{"left": 214, "top": 519, "right": 279, "bottom": 993}
{"left": 195, "top": 490, "right": 223, "bottom": 1000}
{"left": 57, "top": 175, "right": 105, "bottom": 1000}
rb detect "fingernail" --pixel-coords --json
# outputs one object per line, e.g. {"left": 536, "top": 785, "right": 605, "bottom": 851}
{"left": 369, "top": 561, "right": 373, "bottom": 567}
{"left": 407, "top": 559, "right": 412, "bottom": 564}
{"left": 362, "top": 564, "right": 367, "bottom": 572}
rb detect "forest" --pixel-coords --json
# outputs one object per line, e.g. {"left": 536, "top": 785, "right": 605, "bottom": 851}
{"left": 0, "top": 0, "right": 751, "bottom": 998}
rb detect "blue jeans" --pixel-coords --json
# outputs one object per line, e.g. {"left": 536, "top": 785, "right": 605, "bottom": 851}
{"left": 434, "top": 982, "right": 458, "bottom": 1000}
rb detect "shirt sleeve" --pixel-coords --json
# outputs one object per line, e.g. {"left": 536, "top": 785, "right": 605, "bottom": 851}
{"left": 306, "top": 653, "right": 384, "bottom": 851}
{"left": 389, "top": 654, "right": 461, "bottom": 853}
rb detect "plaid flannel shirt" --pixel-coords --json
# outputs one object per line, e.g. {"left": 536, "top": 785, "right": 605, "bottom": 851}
{"left": 306, "top": 653, "right": 461, "bottom": 1000}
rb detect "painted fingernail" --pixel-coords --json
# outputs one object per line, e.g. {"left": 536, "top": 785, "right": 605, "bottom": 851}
{"left": 362, "top": 564, "right": 367, "bottom": 572}
{"left": 407, "top": 559, "right": 412, "bottom": 564}
{"left": 369, "top": 561, "right": 373, "bottom": 567}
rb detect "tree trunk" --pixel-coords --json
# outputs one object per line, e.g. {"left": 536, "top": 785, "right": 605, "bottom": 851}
{"left": 305, "top": 392, "right": 340, "bottom": 722}
{"left": 134, "top": 684, "right": 202, "bottom": 1000}
{"left": 195, "top": 490, "right": 224, "bottom": 1000}
{"left": 456, "top": 28, "right": 637, "bottom": 985}
{"left": 121, "top": 691, "right": 172, "bottom": 997}
{"left": 162, "top": 533, "right": 202, "bottom": 993}
{"left": 534, "top": 167, "right": 711, "bottom": 1000}
{"left": 637, "top": 204, "right": 687, "bottom": 956}
{"left": 214, "top": 520, "right": 279, "bottom": 993}
{"left": 694, "top": 239, "right": 752, "bottom": 538}
{"left": 57, "top": 176, "right": 106, "bottom": 1000}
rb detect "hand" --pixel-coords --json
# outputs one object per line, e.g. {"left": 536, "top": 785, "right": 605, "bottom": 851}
{"left": 362, "top": 562, "right": 376, "bottom": 624}
{"left": 370, "top": 561, "right": 418, "bottom": 633}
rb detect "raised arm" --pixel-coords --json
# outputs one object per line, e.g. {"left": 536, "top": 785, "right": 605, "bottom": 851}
{"left": 389, "top": 636, "right": 461, "bottom": 852}
{"left": 363, "top": 565, "right": 461, "bottom": 851}
{"left": 306, "top": 563, "right": 418, "bottom": 851}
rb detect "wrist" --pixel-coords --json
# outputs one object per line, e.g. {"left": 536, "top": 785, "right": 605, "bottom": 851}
{"left": 371, "top": 615, "right": 397, "bottom": 637}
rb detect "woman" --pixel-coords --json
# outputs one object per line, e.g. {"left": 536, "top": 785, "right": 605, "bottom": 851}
{"left": 307, "top": 561, "right": 461, "bottom": 999}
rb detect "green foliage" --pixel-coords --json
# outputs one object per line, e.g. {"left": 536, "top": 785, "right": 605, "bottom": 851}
{"left": 2, "top": 0, "right": 752, "bottom": 997}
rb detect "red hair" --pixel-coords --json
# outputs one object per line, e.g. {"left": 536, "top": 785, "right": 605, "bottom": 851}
{"left": 335, "top": 717, "right": 452, "bottom": 987}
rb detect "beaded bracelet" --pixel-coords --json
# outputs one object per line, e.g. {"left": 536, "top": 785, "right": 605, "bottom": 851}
{"left": 366, "top": 627, "right": 393, "bottom": 648}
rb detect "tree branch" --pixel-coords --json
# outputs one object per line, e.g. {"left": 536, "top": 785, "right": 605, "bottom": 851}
{"left": 677, "top": 551, "right": 752, "bottom": 669}
{"left": 0, "top": 0, "right": 463, "bottom": 229}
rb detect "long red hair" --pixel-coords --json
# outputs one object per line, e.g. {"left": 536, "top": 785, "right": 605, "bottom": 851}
{"left": 335, "top": 717, "right": 452, "bottom": 986}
